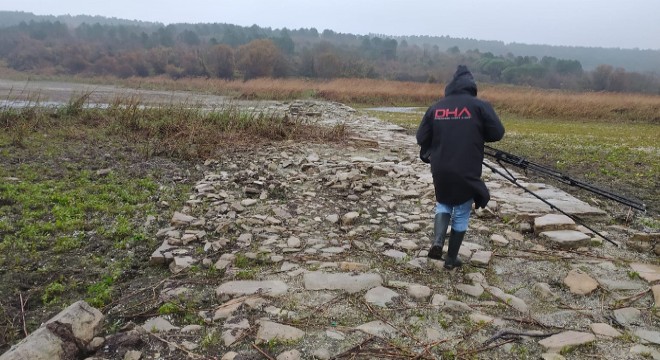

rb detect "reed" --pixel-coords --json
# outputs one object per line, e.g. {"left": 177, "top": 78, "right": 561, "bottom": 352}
{"left": 1, "top": 94, "right": 347, "bottom": 159}
{"left": 122, "top": 77, "right": 660, "bottom": 123}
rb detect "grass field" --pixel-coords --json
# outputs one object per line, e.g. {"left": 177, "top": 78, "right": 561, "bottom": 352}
{"left": 366, "top": 108, "right": 658, "bottom": 220}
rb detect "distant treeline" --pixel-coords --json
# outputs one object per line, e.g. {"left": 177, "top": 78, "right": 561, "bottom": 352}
{"left": 0, "top": 11, "right": 659, "bottom": 94}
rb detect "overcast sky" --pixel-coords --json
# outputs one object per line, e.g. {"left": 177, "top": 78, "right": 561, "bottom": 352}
{"left": 3, "top": 0, "right": 659, "bottom": 50}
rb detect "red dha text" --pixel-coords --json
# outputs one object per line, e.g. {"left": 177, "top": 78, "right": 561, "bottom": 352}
{"left": 434, "top": 107, "right": 472, "bottom": 119}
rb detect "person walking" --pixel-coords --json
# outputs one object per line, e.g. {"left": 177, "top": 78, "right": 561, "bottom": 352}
{"left": 417, "top": 65, "right": 505, "bottom": 269}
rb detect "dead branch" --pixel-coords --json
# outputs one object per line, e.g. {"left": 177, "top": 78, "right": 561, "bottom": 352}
{"left": 501, "top": 316, "right": 552, "bottom": 329}
{"left": 412, "top": 337, "right": 453, "bottom": 360}
{"left": 483, "top": 329, "right": 560, "bottom": 346}
{"left": 331, "top": 336, "right": 376, "bottom": 359}
{"left": 332, "top": 336, "right": 431, "bottom": 360}
{"left": 612, "top": 288, "right": 651, "bottom": 309}
{"left": 359, "top": 299, "right": 423, "bottom": 345}
{"left": 349, "top": 136, "right": 380, "bottom": 147}
{"left": 149, "top": 332, "right": 206, "bottom": 359}
{"left": 458, "top": 338, "right": 517, "bottom": 357}
{"left": 19, "top": 293, "right": 28, "bottom": 337}
{"left": 296, "top": 294, "right": 345, "bottom": 325}
{"left": 251, "top": 342, "right": 276, "bottom": 360}
{"left": 103, "top": 274, "right": 191, "bottom": 313}
{"left": 454, "top": 319, "right": 494, "bottom": 349}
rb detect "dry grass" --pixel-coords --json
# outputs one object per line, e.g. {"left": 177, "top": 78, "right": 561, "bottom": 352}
{"left": 1, "top": 95, "right": 347, "bottom": 159}
{"left": 128, "top": 77, "right": 442, "bottom": 105}
{"left": 122, "top": 76, "right": 660, "bottom": 123}
{"left": 480, "top": 85, "right": 660, "bottom": 123}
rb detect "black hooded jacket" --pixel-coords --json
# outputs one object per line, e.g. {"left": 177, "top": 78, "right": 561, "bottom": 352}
{"left": 416, "top": 65, "right": 505, "bottom": 208}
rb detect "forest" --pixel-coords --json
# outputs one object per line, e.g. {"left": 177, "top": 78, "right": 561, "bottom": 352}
{"left": 1, "top": 11, "right": 659, "bottom": 94}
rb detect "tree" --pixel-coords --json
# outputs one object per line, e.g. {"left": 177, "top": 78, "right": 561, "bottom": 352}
{"left": 608, "top": 67, "right": 627, "bottom": 92}
{"left": 447, "top": 46, "right": 460, "bottom": 54}
{"left": 476, "top": 57, "right": 510, "bottom": 81}
{"left": 502, "top": 63, "right": 547, "bottom": 85}
{"left": 592, "top": 64, "right": 613, "bottom": 91}
{"left": 61, "top": 44, "right": 90, "bottom": 73}
{"left": 236, "top": 39, "right": 282, "bottom": 79}
{"left": 314, "top": 52, "right": 341, "bottom": 78}
{"left": 154, "top": 26, "right": 175, "bottom": 47}
{"left": 382, "top": 39, "right": 397, "bottom": 60}
{"left": 272, "top": 29, "right": 294, "bottom": 55}
{"left": 298, "top": 47, "right": 315, "bottom": 77}
{"left": 207, "top": 44, "right": 234, "bottom": 79}
{"left": 146, "top": 47, "right": 170, "bottom": 75}
{"left": 179, "top": 29, "right": 201, "bottom": 46}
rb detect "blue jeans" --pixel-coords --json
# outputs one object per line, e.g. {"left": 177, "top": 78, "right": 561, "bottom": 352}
{"left": 435, "top": 199, "right": 473, "bottom": 232}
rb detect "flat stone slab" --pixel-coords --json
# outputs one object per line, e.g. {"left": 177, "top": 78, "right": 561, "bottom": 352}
{"left": 355, "top": 320, "right": 397, "bottom": 338}
{"left": 150, "top": 240, "right": 176, "bottom": 265}
{"left": 142, "top": 316, "right": 180, "bottom": 332}
{"left": 407, "top": 284, "right": 432, "bottom": 301}
{"left": 321, "top": 247, "right": 346, "bottom": 254}
{"left": 0, "top": 327, "right": 65, "bottom": 360}
{"left": 0, "top": 301, "right": 105, "bottom": 360}
{"left": 256, "top": 321, "right": 304, "bottom": 342}
{"left": 597, "top": 278, "right": 645, "bottom": 291}
{"left": 590, "top": 323, "right": 622, "bottom": 338}
{"left": 534, "top": 214, "right": 576, "bottom": 233}
{"left": 564, "top": 269, "right": 599, "bottom": 295}
{"left": 341, "top": 212, "right": 360, "bottom": 225}
{"left": 397, "top": 239, "right": 419, "bottom": 250}
{"left": 652, "top": 285, "right": 660, "bottom": 307}
{"left": 540, "top": 230, "right": 591, "bottom": 249}
{"left": 614, "top": 307, "right": 642, "bottom": 326}
{"left": 402, "top": 223, "right": 421, "bottom": 232}
{"left": 630, "top": 345, "right": 660, "bottom": 359}
{"left": 456, "top": 283, "right": 484, "bottom": 298}
{"left": 304, "top": 272, "right": 382, "bottom": 293}
{"left": 470, "top": 251, "right": 492, "bottom": 266}
{"left": 383, "top": 249, "right": 408, "bottom": 260}
{"left": 630, "top": 263, "right": 660, "bottom": 283}
{"left": 490, "top": 234, "right": 509, "bottom": 246}
{"left": 491, "top": 185, "right": 607, "bottom": 218}
{"left": 171, "top": 211, "right": 195, "bottom": 226}
{"left": 46, "top": 300, "right": 104, "bottom": 342}
{"left": 216, "top": 280, "right": 288, "bottom": 298}
{"left": 487, "top": 286, "right": 529, "bottom": 314}
{"left": 634, "top": 329, "right": 660, "bottom": 345}
{"left": 443, "top": 300, "right": 473, "bottom": 313}
{"left": 538, "top": 331, "right": 596, "bottom": 352}
{"left": 169, "top": 256, "right": 196, "bottom": 274}
{"left": 365, "top": 286, "right": 399, "bottom": 307}
{"left": 533, "top": 282, "right": 559, "bottom": 301}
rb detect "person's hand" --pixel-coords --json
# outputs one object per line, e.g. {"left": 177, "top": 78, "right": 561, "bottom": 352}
{"left": 420, "top": 148, "right": 431, "bottom": 163}
{"left": 474, "top": 196, "right": 489, "bottom": 209}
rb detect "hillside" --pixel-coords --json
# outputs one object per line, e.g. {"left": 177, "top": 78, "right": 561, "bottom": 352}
{"left": 398, "top": 35, "right": 660, "bottom": 73}
{"left": 1, "top": 11, "right": 659, "bottom": 73}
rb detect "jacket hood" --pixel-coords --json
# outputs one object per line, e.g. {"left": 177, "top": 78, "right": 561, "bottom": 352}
{"left": 444, "top": 65, "right": 477, "bottom": 97}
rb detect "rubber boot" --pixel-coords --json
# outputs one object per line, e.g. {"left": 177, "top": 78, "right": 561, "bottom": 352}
{"left": 428, "top": 213, "right": 450, "bottom": 260}
{"left": 444, "top": 230, "right": 466, "bottom": 270}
